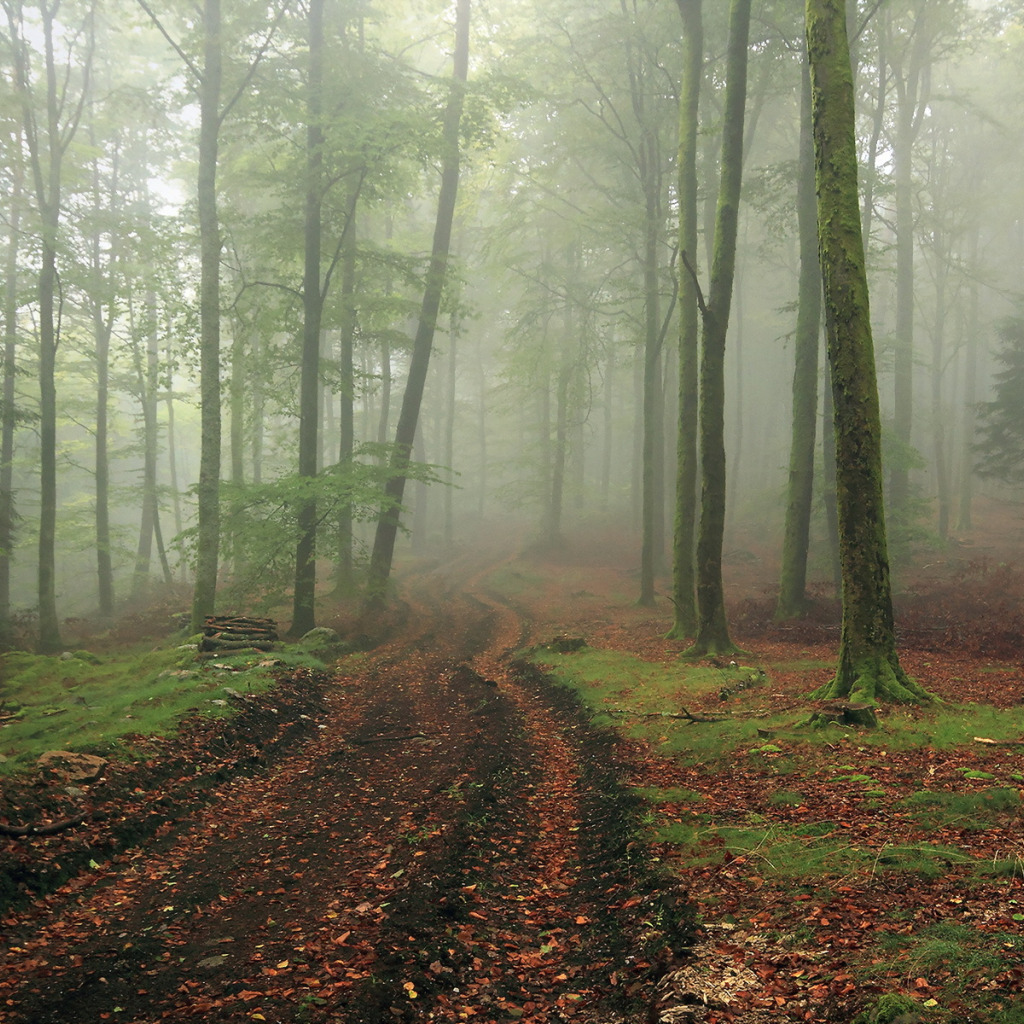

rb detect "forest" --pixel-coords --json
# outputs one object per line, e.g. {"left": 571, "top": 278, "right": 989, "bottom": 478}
{"left": 3, "top": 1, "right": 1024, "bottom": 1023}
{"left": 0, "top": 0, "right": 1018, "bottom": 649}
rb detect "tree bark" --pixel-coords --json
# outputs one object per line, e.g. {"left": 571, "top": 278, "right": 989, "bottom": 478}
{"left": 191, "top": 0, "right": 223, "bottom": 631}
{"left": 668, "top": 0, "right": 702, "bottom": 638}
{"left": 775, "top": 58, "right": 821, "bottom": 621}
{"left": 685, "top": 0, "right": 751, "bottom": 658}
{"left": 291, "top": 0, "right": 326, "bottom": 636}
{"left": 0, "top": 128, "right": 22, "bottom": 645}
{"left": 805, "top": 0, "right": 931, "bottom": 704}
{"left": 365, "top": 0, "right": 470, "bottom": 610}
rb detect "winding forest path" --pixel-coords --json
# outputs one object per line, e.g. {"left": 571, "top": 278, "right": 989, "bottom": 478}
{"left": 0, "top": 550, "right": 689, "bottom": 1024}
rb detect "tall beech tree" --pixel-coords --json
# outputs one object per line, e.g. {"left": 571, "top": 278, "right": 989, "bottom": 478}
{"left": 290, "top": 0, "right": 326, "bottom": 636}
{"left": 0, "top": 128, "right": 23, "bottom": 646}
{"left": 684, "top": 0, "right": 750, "bottom": 658}
{"left": 775, "top": 57, "right": 821, "bottom": 621}
{"left": 138, "top": 0, "right": 290, "bottom": 630}
{"left": 805, "top": 0, "right": 931, "bottom": 704}
{"left": 4, "top": 0, "right": 95, "bottom": 652}
{"left": 667, "top": 0, "right": 701, "bottom": 639}
{"left": 365, "top": 0, "right": 470, "bottom": 610}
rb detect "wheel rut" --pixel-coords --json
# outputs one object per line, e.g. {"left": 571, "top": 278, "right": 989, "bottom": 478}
{"left": 1, "top": 556, "right": 692, "bottom": 1024}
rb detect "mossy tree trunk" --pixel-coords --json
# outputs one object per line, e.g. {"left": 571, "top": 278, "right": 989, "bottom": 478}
{"left": 775, "top": 58, "right": 821, "bottom": 621}
{"left": 667, "top": 0, "right": 701, "bottom": 639}
{"left": 685, "top": 0, "right": 751, "bottom": 658}
{"left": 805, "top": 0, "right": 932, "bottom": 705}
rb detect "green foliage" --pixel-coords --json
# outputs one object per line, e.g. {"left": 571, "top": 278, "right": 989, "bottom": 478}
{"left": 176, "top": 450, "right": 442, "bottom": 609}
{"left": 975, "top": 312, "right": 1024, "bottom": 483}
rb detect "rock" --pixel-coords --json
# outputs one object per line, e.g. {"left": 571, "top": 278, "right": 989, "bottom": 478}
{"left": 300, "top": 626, "right": 340, "bottom": 646}
{"left": 36, "top": 750, "right": 107, "bottom": 783}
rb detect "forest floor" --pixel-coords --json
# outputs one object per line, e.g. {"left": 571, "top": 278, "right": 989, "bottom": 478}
{"left": 2, "top": 499, "right": 1024, "bottom": 1023}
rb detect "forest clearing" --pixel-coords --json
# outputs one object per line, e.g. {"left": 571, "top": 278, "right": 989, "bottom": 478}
{"left": 2, "top": 510, "right": 1024, "bottom": 1024}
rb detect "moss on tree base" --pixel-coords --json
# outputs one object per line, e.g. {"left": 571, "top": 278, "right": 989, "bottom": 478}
{"left": 811, "top": 652, "right": 934, "bottom": 705}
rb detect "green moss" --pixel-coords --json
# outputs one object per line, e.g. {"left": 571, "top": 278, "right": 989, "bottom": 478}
{"left": 851, "top": 993, "right": 923, "bottom": 1024}
{"left": 0, "top": 641, "right": 325, "bottom": 775}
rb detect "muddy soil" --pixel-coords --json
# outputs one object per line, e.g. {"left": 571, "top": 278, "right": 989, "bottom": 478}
{"left": 0, "top": 554, "right": 692, "bottom": 1024}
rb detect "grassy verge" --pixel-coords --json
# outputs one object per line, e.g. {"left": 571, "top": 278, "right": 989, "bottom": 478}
{"left": 521, "top": 640, "right": 1024, "bottom": 1022}
{"left": 0, "top": 640, "right": 332, "bottom": 775}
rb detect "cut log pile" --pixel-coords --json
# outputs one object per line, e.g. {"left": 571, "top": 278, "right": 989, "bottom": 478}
{"left": 199, "top": 616, "right": 279, "bottom": 659}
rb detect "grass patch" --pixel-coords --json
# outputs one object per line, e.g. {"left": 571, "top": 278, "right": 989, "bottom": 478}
{"left": 858, "top": 922, "right": 1024, "bottom": 1021}
{"left": 0, "top": 643, "right": 327, "bottom": 775}
{"left": 898, "top": 786, "right": 1020, "bottom": 829}
{"left": 525, "top": 645, "right": 788, "bottom": 764}
{"left": 632, "top": 785, "right": 705, "bottom": 804}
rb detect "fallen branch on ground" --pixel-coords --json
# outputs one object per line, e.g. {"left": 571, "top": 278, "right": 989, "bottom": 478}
{"left": 349, "top": 731, "right": 433, "bottom": 745}
{"left": 604, "top": 707, "right": 728, "bottom": 724}
{"left": 0, "top": 813, "right": 89, "bottom": 838}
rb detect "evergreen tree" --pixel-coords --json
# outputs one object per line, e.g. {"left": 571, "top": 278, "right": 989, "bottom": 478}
{"left": 975, "top": 314, "right": 1024, "bottom": 484}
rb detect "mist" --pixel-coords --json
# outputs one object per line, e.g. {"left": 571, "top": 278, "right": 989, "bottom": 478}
{"left": 1, "top": 0, "right": 1022, "bottom": 647}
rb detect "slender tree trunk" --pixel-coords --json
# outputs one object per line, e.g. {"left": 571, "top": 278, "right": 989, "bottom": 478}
{"left": 956, "top": 228, "right": 979, "bottom": 532}
{"left": 94, "top": 308, "right": 114, "bottom": 616}
{"left": 291, "top": 0, "right": 325, "bottom": 636}
{"left": 365, "top": 0, "right": 470, "bottom": 609}
{"left": 444, "top": 309, "right": 458, "bottom": 546}
{"left": 133, "top": 291, "right": 162, "bottom": 596}
{"left": 191, "top": 0, "right": 224, "bottom": 630}
{"left": 0, "top": 132, "right": 22, "bottom": 645}
{"left": 638, "top": 127, "right": 663, "bottom": 606}
{"left": 335, "top": 218, "right": 357, "bottom": 594}
{"left": 685, "top": 0, "right": 751, "bottom": 658}
{"left": 376, "top": 336, "right": 391, "bottom": 450}
{"left": 476, "top": 337, "right": 487, "bottom": 517}
{"left": 776, "top": 58, "right": 821, "bottom": 620}
{"left": 805, "top": 0, "right": 930, "bottom": 704}
{"left": 12, "top": 0, "right": 94, "bottom": 651}
{"left": 164, "top": 338, "right": 183, "bottom": 538}
{"left": 930, "top": 231, "right": 950, "bottom": 541}
{"left": 601, "top": 345, "right": 615, "bottom": 511}
{"left": 668, "top": 0, "right": 702, "bottom": 639}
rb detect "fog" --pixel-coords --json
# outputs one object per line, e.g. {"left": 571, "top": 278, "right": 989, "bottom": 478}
{"left": 1, "top": 0, "right": 1023, "bottom": 643}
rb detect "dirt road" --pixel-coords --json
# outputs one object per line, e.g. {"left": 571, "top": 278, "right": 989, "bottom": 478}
{"left": 0, "top": 557, "right": 691, "bottom": 1023}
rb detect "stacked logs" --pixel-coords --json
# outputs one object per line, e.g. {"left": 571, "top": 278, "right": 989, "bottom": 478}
{"left": 199, "top": 615, "right": 279, "bottom": 659}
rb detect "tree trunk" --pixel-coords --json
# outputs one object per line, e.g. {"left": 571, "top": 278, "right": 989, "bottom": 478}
{"left": 291, "top": 0, "right": 326, "bottom": 636}
{"left": 776, "top": 58, "right": 821, "bottom": 621}
{"left": 805, "top": 0, "right": 931, "bottom": 704}
{"left": 668, "top": 0, "right": 702, "bottom": 639}
{"left": 956, "top": 228, "right": 979, "bottom": 532}
{"left": 444, "top": 309, "right": 458, "bottom": 547}
{"left": 335, "top": 217, "right": 357, "bottom": 595}
{"left": 191, "top": 0, "right": 223, "bottom": 631}
{"left": 365, "top": 0, "right": 470, "bottom": 610}
{"left": 0, "top": 130, "right": 22, "bottom": 645}
{"left": 91, "top": 191, "right": 115, "bottom": 618}
{"left": 132, "top": 290, "right": 162, "bottom": 596}
{"left": 686, "top": 0, "right": 751, "bottom": 658}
